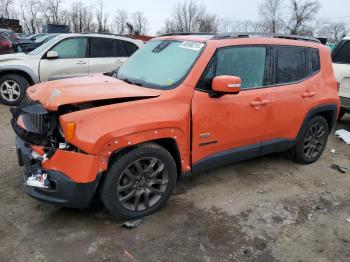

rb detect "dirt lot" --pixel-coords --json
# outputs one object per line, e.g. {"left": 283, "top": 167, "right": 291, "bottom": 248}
{"left": 0, "top": 104, "right": 349, "bottom": 262}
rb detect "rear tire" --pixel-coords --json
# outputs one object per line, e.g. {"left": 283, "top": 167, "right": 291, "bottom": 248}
{"left": 288, "top": 116, "right": 329, "bottom": 164}
{"left": 100, "top": 143, "right": 177, "bottom": 219}
{"left": 0, "top": 74, "right": 29, "bottom": 106}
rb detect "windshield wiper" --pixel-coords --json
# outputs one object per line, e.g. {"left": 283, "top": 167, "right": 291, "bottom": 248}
{"left": 123, "top": 78, "right": 144, "bottom": 87}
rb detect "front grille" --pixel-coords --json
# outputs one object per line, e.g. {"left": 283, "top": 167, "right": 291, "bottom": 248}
{"left": 10, "top": 103, "right": 53, "bottom": 145}
{"left": 22, "top": 113, "right": 47, "bottom": 134}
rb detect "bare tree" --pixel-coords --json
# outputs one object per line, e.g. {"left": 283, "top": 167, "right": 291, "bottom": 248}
{"left": 130, "top": 11, "right": 148, "bottom": 35}
{"left": 70, "top": 1, "right": 94, "bottom": 33}
{"left": 286, "top": 0, "right": 320, "bottom": 35}
{"left": 113, "top": 9, "right": 128, "bottom": 35}
{"left": 219, "top": 18, "right": 264, "bottom": 33}
{"left": 20, "top": 0, "right": 43, "bottom": 33}
{"left": 0, "top": 0, "right": 15, "bottom": 19}
{"left": 42, "top": 0, "right": 64, "bottom": 24}
{"left": 198, "top": 14, "right": 219, "bottom": 33}
{"left": 164, "top": 0, "right": 217, "bottom": 33}
{"left": 258, "top": 0, "right": 284, "bottom": 33}
{"left": 95, "top": 0, "right": 109, "bottom": 33}
{"left": 318, "top": 21, "right": 348, "bottom": 44}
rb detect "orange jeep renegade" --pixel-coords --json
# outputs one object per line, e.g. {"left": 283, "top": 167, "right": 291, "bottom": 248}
{"left": 11, "top": 33, "right": 340, "bottom": 219}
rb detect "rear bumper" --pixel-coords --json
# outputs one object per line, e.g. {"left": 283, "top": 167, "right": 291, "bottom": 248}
{"left": 16, "top": 137, "right": 101, "bottom": 208}
{"left": 340, "top": 96, "right": 350, "bottom": 111}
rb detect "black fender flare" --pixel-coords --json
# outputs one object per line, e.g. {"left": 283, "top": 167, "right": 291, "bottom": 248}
{"left": 297, "top": 103, "right": 338, "bottom": 139}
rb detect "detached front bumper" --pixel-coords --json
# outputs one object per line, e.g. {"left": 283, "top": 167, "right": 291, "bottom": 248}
{"left": 16, "top": 136, "right": 101, "bottom": 208}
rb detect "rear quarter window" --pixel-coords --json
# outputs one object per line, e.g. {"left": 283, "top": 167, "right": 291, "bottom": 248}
{"left": 308, "top": 48, "right": 320, "bottom": 74}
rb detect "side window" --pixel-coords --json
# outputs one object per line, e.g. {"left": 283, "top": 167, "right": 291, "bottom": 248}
{"left": 90, "top": 38, "right": 116, "bottom": 57}
{"left": 116, "top": 40, "right": 128, "bottom": 57}
{"left": 122, "top": 41, "right": 139, "bottom": 56}
{"left": 332, "top": 41, "right": 350, "bottom": 64}
{"left": 308, "top": 48, "right": 320, "bottom": 74}
{"left": 51, "top": 37, "right": 87, "bottom": 59}
{"left": 274, "top": 46, "right": 307, "bottom": 84}
{"left": 216, "top": 46, "right": 267, "bottom": 89}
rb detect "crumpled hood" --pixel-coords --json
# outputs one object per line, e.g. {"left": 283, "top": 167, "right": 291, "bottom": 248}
{"left": 27, "top": 75, "right": 162, "bottom": 111}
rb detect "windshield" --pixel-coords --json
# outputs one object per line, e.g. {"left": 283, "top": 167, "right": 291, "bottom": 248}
{"left": 117, "top": 40, "right": 205, "bottom": 89}
{"left": 29, "top": 36, "right": 60, "bottom": 55}
{"left": 34, "top": 35, "right": 51, "bottom": 43}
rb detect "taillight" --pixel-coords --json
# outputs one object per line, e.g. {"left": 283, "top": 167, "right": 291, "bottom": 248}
{"left": 0, "top": 41, "right": 12, "bottom": 48}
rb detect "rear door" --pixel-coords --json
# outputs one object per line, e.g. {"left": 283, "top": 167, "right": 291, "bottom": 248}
{"left": 39, "top": 37, "right": 89, "bottom": 82}
{"left": 88, "top": 38, "right": 130, "bottom": 74}
{"left": 262, "top": 46, "right": 321, "bottom": 145}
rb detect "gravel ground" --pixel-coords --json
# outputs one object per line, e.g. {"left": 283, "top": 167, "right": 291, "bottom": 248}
{"left": 0, "top": 104, "right": 349, "bottom": 262}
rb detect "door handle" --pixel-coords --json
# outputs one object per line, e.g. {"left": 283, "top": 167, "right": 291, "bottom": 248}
{"left": 301, "top": 91, "right": 316, "bottom": 98}
{"left": 250, "top": 100, "right": 269, "bottom": 107}
{"left": 76, "top": 61, "right": 87, "bottom": 65}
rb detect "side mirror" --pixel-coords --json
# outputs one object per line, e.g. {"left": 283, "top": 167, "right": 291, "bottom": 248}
{"left": 211, "top": 75, "right": 241, "bottom": 96}
{"left": 46, "top": 50, "right": 59, "bottom": 59}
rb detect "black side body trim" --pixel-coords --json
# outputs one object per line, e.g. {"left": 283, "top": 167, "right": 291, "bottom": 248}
{"left": 192, "top": 144, "right": 260, "bottom": 174}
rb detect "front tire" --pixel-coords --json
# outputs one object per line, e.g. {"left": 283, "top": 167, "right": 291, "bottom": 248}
{"left": 288, "top": 116, "right": 329, "bottom": 164}
{"left": 100, "top": 143, "right": 177, "bottom": 219}
{"left": 0, "top": 74, "right": 29, "bottom": 106}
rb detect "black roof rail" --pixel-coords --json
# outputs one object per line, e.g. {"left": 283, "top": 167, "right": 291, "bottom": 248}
{"left": 159, "top": 32, "right": 215, "bottom": 37}
{"left": 211, "top": 32, "right": 321, "bottom": 43}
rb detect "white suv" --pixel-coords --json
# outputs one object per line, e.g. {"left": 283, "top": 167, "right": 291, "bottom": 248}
{"left": 332, "top": 37, "right": 350, "bottom": 120}
{"left": 0, "top": 34, "right": 143, "bottom": 105}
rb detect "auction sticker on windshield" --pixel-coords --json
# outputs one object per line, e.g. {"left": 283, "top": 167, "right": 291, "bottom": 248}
{"left": 179, "top": 41, "right": 204, "bottom": 51}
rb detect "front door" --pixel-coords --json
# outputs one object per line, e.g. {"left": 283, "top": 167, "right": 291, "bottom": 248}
{"left": 39, "top": 37, "right": 89, "bottom": 82}
{"left": 192, "top": 45, "right": 271, "bottom": 167}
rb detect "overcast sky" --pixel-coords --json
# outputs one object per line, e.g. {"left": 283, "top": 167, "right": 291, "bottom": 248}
{"left": 70, "top": 0, "right": 350, "bottom": 34}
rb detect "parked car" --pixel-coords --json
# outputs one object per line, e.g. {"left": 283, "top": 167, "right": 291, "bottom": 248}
{"left": 11, "top": 33, "right": 339, "bottom": 219}
{"left": 0, "top": 33, "right": 143, "bottom": 105}
{"left": 20, "top": 34, "right": 60, "bottom": 53}
{"left": 0, "top": 29, "right": 19, "bottom": 52}
{"left": 332, "top": 37, "right": 350, "bottom": 120}
{"left": 24, "top": 33, "right": 47, "bottom": 41}
{"left": 0, "top": 33, "right": 14, "bottom": 55}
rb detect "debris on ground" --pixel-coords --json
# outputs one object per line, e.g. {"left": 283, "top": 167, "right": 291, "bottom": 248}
{"left": 330, "top": 149, "right": 336, "bottom": 154}
{"left": 124, "top": 250, "right": 137, "bottom": 261}
{"left": 331, "top": 164, "right": 348, "bottom": 174}
{"left": 346, "top": 218, "right": 350, "bottom": 223}
{"left": 121, "top": 219, "right": 143, "bottom": 229}
{"left": 249, "top": 170, "right": 279, "bottom": 176}
{"left": 335, "top": 129, "right": 350, "bottom": 145}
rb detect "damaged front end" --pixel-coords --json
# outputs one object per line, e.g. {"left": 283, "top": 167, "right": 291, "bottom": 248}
{"left": 10, "top": 102, "right": 62, "bottom": 159}
{"left": 10, "top": 102, "right": 102, "bottom": 208}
